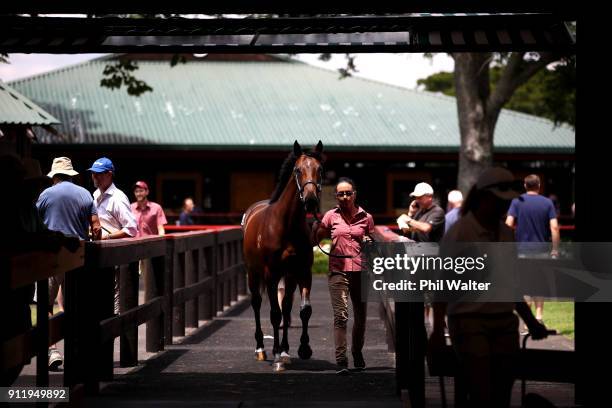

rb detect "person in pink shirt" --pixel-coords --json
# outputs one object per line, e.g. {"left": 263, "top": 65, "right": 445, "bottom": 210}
{"left": 312, "top": 177, "right": 374, "bottom": 375}
{"left": 130, "top": 181, "right": 168, "bottom": 237}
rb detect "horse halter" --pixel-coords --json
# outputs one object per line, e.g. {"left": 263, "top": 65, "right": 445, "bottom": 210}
{"left": 293, "top": 165, "right": 322, "bottom": 202}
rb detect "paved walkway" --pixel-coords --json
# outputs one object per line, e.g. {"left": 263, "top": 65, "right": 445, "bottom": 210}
{"left": 85, "top": 276, "right": 399, "bottom": 407}
{"left": 15, "top": 276, "right": 575, "bottom": 407}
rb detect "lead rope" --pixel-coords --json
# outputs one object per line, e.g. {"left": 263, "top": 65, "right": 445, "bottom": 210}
{"left": 310, "top": 211, "right": 355, "bottom": 259}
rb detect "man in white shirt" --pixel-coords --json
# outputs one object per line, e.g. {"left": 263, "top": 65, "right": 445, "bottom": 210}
{"left": 89, "top": 157, "right": 138, "bottom": 313}
{"left": 88, "top": 157, "right": 137, "bottom": 239}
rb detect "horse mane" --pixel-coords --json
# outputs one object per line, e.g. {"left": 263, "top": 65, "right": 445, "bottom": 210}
{"left": 269, "top": 149, "right": 323, "bottom": 204}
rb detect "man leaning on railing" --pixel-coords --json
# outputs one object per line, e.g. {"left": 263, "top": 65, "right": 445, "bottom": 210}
{"left": 88, "top": 157, "right": 137, "bottom": 314}
{"left": 1, "top": 154, "right": 80, "bottom": 386}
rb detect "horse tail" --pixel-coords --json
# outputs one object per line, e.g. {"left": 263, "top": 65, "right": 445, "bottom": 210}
{"left": 245, "top": 263, "right": 267, "bottom": 296}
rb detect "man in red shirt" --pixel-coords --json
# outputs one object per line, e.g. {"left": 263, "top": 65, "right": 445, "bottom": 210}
{"left": 130, "top": 181, "right": 168, "bottom": 237}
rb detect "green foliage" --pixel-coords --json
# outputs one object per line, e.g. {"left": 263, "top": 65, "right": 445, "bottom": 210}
{"left": 492, "top": 57, "right": 575, "bottom": 128}
{"left": 418, "top": 57, "right": 576, "bottom": 128}
{"left": 100, "top": 60, "right": 153, "bottom": 96}
{"left": 312, "top": 239, "right": 331, "bottom": 275}
{"left": 417, "top": 71, "right": 455, "bottom": 96}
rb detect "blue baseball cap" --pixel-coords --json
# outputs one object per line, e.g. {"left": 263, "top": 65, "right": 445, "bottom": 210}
{"left": 88, "top": 157, "right": 115, "bottom": 173}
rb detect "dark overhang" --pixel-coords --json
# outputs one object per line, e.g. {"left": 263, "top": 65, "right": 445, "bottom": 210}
{"left": 0, "top": 1, "right": 576, "bottom": 16}
{"left": 0, "top": 14, "right": 575, "bottom": 53}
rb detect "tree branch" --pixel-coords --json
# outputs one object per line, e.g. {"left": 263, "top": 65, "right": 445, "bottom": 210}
{"left": 488, "top": 52, "right": 559, "bottom": 117}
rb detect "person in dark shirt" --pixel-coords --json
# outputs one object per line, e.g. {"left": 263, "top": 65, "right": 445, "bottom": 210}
{"left": 505, "top": 174, "right": 560, "bottom": 325}
{"left": 396, "top": 182, "right": 446, "bottom": 243}
{"left": 396, "top": 182, "right": 445, "bottom": 325}
{"left": 430, "top": 167, "right": 549, "bottom": 408}
{"left": 1, "top": 155, "right": 79, "bottom": 385}
{"left": 179, "top": 197, "right": 195, "bottom": 225}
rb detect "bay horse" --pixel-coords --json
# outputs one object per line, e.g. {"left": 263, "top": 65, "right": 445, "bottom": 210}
{"left": 242, "top": 140, "right": 323, "bottom": 372}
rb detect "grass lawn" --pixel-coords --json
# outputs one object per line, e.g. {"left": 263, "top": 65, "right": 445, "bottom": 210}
{"left": 535, "top": 301, "right": 575, "bottom": 339}
{"left": 313, "top": 239, "right": 331, "bottom": 275}
{"left": 29, "top": 305, "right": 61, "bottom": 327}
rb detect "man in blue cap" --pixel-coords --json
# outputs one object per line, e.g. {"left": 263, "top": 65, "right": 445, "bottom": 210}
{"left": 89, "top": 157, "right": 138, "bottom": 313}
{"left": 89, "top": 157, "right": 137, "bottom": 240}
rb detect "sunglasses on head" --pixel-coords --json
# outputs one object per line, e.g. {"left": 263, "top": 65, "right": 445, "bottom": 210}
{"left": 336, "top": 191, "right": 354, "bottom": 198}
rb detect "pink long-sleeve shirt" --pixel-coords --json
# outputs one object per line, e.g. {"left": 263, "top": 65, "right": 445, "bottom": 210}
{"left": 321, "top": 206, "right": 375, "bottom": 272}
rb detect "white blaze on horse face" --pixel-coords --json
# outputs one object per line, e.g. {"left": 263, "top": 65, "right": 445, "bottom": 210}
{"left": 297, "top": 156, "right": 322, "bottom": 202}
{"left": 257, "top": 233, "right": 262, "bottom": 249}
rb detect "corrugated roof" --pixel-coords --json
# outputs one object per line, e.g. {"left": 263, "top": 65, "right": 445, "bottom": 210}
{"left": 8, "top": 56, "right": 574, "bottom": 153}
{"left": 0, "top": 80, "right": 60, "bottom": 125}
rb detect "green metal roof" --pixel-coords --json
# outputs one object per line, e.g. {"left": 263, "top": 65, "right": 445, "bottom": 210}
{"left": 0, "top": 80, "right": 60, "bottom": 125}
{"left": 8, "top": 56, "right": 574, "bottom": 153}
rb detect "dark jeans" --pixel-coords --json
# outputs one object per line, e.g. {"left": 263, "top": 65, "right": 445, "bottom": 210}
{"left": 328, "top": 272, "right": 367, "bottom": 365}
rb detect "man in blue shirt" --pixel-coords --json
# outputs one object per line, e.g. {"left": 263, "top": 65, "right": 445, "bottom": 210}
{"left": 179, "top": 197, "right": 196, "bottom": 225}
{"left": 505, "top": 174, "right": 560, "bottom": 325}
{"left": 36, "top": 156, "right": 101, "bottom": 370}
{"left": 37, "top": 157, "right": 101, "bottom": 241}
{"left": 444, "top": 189, "right": 463, "bottom": 234}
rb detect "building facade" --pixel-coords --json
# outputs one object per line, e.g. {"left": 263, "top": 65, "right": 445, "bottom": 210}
{"left": 9, "top": 54, "right": 575, "bottom": 224}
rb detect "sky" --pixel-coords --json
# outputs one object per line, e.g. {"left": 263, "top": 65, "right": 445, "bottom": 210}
{"left": 0, "top": 53, "right": 455, "bottom": 90}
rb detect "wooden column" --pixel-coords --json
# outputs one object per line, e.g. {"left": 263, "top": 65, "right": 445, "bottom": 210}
{"left": 119, "top": 262, "right": 139, "bottom": 367}
{"left": 185, "top": 250, "right": 198, "bottom": 328}
{"left": 172, "top": 252, "right": 185, "bottom": 337}
{"left": 146, "top": 256, "right": 165, "bottom": 352}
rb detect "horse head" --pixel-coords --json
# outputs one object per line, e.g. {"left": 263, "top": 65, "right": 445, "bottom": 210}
{"left": 293, "top": 140, "right": 324, "bottom": 214}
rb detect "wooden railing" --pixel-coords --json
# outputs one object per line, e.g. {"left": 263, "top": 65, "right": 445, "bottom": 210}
{"left": 1, "top": 244, "right": 85, "bottom": 389}
{"left": 1, "top": 227, "right": 246, "bottom": 400}
{"left": 372, "top": 226, "right": 576, "bottom": 407}
{"left": 371, "top": 226, "right": 424, "bottom": 404}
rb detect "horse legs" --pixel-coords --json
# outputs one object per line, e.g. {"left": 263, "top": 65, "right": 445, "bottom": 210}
{"left": 280, "top": 276, "right": 297, "bottom": 364}
{"left": 298, "top": 274, "right": 313, "bottom": 360}
{"left": 248, "top": 269, "right": 266, "bottom": 361}
{"left": 266, "top": 277, "right": 284, "bottom": 371}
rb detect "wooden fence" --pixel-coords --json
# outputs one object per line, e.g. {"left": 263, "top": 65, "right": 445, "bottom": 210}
{"left": 1, "top": 227, "right": 246, "bottom": 401}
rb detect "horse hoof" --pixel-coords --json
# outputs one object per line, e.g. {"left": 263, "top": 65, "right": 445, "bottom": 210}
{"left": 280, "top": 351, "right": 291, "bottom": 364}
{"left": 298, "top": 344, "right": 312, "bottom": 360}
{"left": 255, "top": 350, "right": 267, "bottom": 361}
{"left": 273, "top": 361, "right": 285, "bottom": 372}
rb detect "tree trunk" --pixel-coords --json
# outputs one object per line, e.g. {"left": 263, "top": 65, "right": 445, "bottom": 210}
{"left": 453, "top": 53, "right": 496, "bottom": 194}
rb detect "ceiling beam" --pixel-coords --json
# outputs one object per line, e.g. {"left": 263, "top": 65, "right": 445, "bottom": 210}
{"left": 0, "top": 14, "right": 575, "bottom": 53}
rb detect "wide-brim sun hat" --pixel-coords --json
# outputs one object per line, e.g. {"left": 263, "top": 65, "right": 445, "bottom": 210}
{"left": 47, "top": 156, "right": 79, "bottom": 178}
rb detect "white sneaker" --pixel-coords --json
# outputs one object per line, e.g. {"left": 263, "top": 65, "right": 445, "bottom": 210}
{"left": 48, "top": 349, "right": 63, "bottom": 371}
